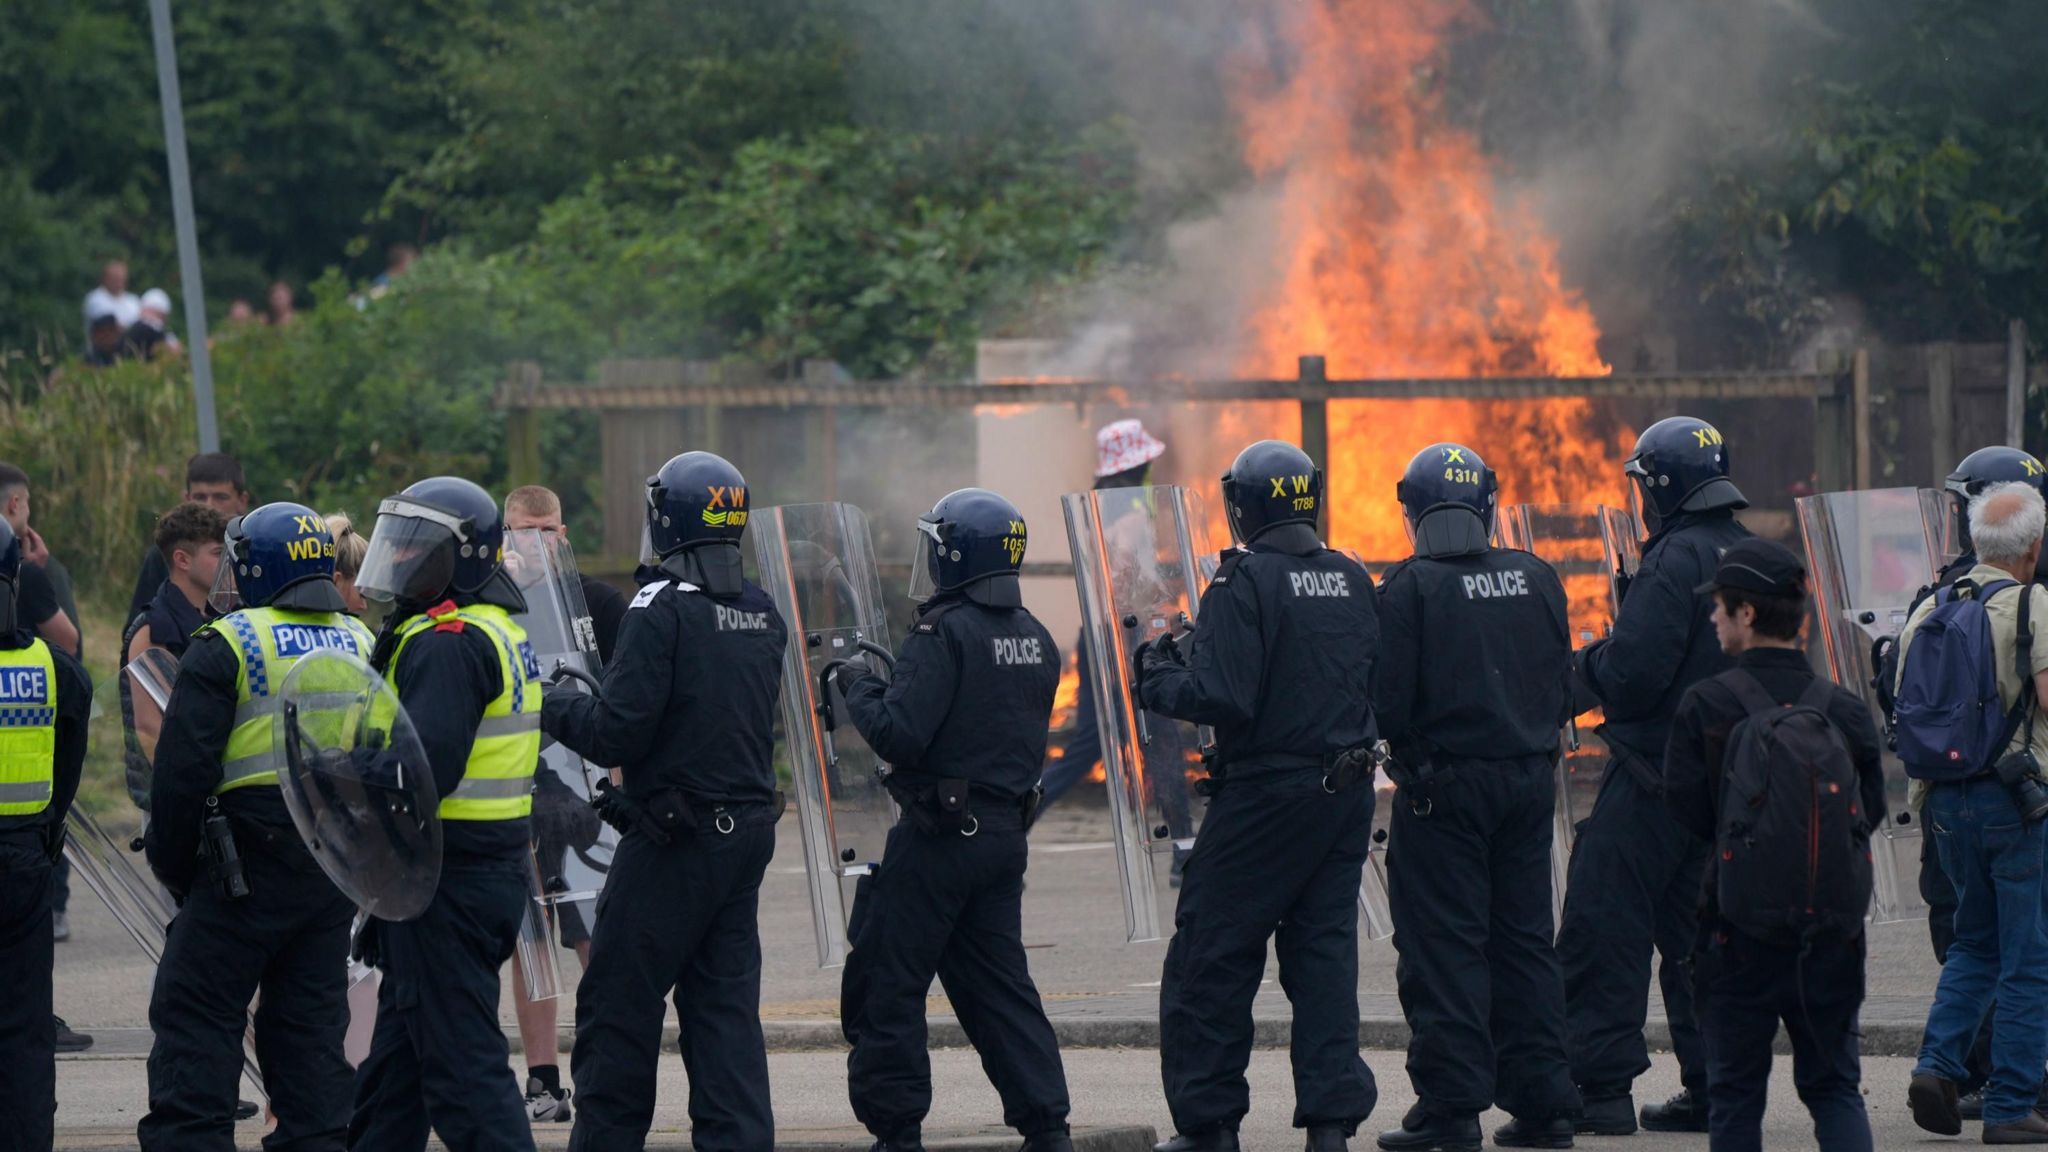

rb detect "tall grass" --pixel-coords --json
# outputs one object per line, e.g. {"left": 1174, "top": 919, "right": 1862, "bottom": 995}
{"left": 0, "top": 352, "right": 192, "bottom": 602}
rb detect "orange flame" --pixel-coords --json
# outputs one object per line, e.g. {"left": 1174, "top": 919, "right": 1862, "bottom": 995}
{"left": 1229, "top": 0, "right": 1630, "bottom": 559}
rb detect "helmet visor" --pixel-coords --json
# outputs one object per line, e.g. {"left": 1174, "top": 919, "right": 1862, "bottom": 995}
{"left": 208, "top": 556, "right": 241, "bottom": 615}
{"left": 907, "top": 517, "right": 943, "bottom": 601}
{"left": 639, "top": 518, "right": 659, "bottom": 568}
{"left": 355, "top": 499, "right": 463, "bottom": 618}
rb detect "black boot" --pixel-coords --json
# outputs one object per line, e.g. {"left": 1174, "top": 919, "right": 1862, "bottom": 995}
{"left": 1638, "top": 1089, "right": 1709, "bottom": 1134}
{"left": 1492, "top": 1116, "right": 1574, "bottom": 1149}
{"left": 1573, "top": 1093, "right": 1635, "bottom": 1137}
{"left": 1377, "top": 1104, "right": 1481, "bottom": 1152}
{"left": 1022, "top": 1132, "right": 1075, "bottom": 1152}
{"left": 1306, "top": 1126, "right": 1349, "bottom": 1152}
{"left": 1155, "top": 1131, "right": 1241, "bottom": 1152}
{"left": 872, "top": 1129, "right": 926, "bottom": 1152}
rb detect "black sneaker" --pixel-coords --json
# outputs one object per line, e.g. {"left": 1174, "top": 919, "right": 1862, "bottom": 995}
{"left": 53, "top": 1016, "right": 92, "bottom": 1053}
{"left": 524, "top": 1075, "right": 572, "bottom": 1122}
{"left": 1638, "top": 1089, "right": 1708, "bottom": 1133}
{"left": 1960, "top": 1091, "right": 1986, "bottom": 1121}
{"left": 235, "top": 1100, "right": 260, "bottom": 1121}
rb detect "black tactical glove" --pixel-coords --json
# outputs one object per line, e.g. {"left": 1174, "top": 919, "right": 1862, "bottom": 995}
{"left": 591, "top": 779, "right": 671, "bottom": 845}
{"left": 352, "top": 918, "right": 382, "bottom": 969}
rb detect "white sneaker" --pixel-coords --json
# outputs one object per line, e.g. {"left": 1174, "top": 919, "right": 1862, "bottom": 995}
{"left": 525, "top": 1077, "right": 572, "bottom": 1123}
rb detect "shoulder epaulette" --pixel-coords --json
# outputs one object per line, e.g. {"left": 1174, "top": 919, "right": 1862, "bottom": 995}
{"left": 426, "top": 599, "right": 465, "bottom": 633}
{"left": 1213, "top": 547, "right": 1248, "bottom": 584}
{"left": 913, "top": 600, "right": 966, "bottom": 635}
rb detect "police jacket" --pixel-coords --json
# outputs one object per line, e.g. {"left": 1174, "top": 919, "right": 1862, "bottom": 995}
{"left": 543, "top": 574, "right": 787, "bottom": 807}
{"left": 1576, "top": 510, "right": 1751, "bottom": 763}
{"left": 149, "top": 606, "right": 377, "bottom": 891}
{"left": 841, "top": 592, "right": 1059, "bottom": 800}
{"left": 0, "top": 629, "right": 92, "bottom": 856}
{"left": 1662, "top": 646, "right": 1886, "bottom": 910}
{"left": 1140, "top": 532, "right": 1378, "bottom": 771}
{"left": 386, "top": 595, "right": 534, "bottom": 861}
{"left": 1376, "top": 545, "right": 1571, "bottom": 765}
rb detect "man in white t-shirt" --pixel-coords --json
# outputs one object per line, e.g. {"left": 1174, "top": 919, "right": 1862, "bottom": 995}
{"left": 83, "top": 260, "right": 141, "bottom": 341}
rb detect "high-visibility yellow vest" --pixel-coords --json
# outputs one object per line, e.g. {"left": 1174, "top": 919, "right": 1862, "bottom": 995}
{"left": 0, "top": 640, "right": 57, "bottom": 816}
{"left": 202, "top": 607, "right": 376, "bottom": 793}
{"left": 393, "top": 603, "right": 541, "bottom": 821}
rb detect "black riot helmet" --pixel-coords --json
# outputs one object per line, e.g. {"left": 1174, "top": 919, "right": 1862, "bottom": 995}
{"left": 355, "top": 477, "right": 508, "bottom": 625}
{"left": 0, "top": 516, "right": 17, "bottom": 637}
{"left": 1946, "top": 446, "right": 2047, "bottom": 553}
{"left": 644, "top": 451, "right": 750, "bottom": 560}
{"left": 1398, "top": 442, "right": 1498, "bottom": 558}
{"left": 1623, "top": 416, "right": 1746, "bottom": 532}
{"left": 909, "top": 488, "right": 1027, "bottom": 608}
{"left": 1221, "top": 440, "right": 1322, "bottom": 545}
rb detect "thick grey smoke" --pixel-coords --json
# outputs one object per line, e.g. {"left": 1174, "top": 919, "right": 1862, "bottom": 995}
{"left": 841, "top": 0, "right": 1863, "bottom": 376}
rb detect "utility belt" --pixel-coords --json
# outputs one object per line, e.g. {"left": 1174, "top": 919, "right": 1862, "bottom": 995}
{"left": 884, "top": 774, "right": 1040, "bottom": 837}
{"left": 592, "top": 784, "right": 785, "bottom": 846}
{"left": 1211, "top": 744, "right": 1379, "bottom": 798}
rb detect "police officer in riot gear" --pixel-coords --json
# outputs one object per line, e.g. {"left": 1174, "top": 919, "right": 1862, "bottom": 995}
{"left": 0, "top": 515, "right": 92, "bottom": 1152}
{"left": 1139, "top": 440, "right": 1380, "bottom": 1152}
{"left": 542, "top": 451, "right": 788, "bottom": 1152}
{"left": 141, "top": 504, "right": 374, "bottom": 1149}
{"left": 1557, "top": 417, "right": 1751, "bottom": 1135}
{"left": 837, "top": 487, "right": 1072, "bottom": 1152}
{"left": 347, "top": 477, "right": 543, "bottom": 1152}
{"left": 1372, "top": 445, "right": 1579, "bottom": 1152}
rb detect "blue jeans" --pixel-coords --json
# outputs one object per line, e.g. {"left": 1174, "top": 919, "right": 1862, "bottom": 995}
{"left": 1917, "top": 777, "right": 2048, "bottom": 1125}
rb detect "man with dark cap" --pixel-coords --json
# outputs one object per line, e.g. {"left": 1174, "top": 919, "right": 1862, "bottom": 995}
{"left": 1663, "top": 538, "right": 1882, "bottom": 1152}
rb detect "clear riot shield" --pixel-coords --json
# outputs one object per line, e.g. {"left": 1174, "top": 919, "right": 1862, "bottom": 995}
{"left": 1359, "top": 766, "right": 1396, "bottom": 941}
{"left": 275, "top": 650, "right": 443, "bottom": 922}
{"left": 1796, "top": 487, "right": 1947, "bottom": 924}
{"left": 1500, "top": 503, "right": 1640, "bottom": 926}
{"left": 122, "top": 647, "right": 181, "bottom": 810}
{"left": 505, "top": 529, "right": 617, "bottom": 939}
{"left": 64, "top": 807, "right": 269, "bottom": 1105}
{"left": 753, "top": 502, "right": 897, "bottom": 967}
{"left": 1063, "top": 485, "right": 1212, "bottom": 944}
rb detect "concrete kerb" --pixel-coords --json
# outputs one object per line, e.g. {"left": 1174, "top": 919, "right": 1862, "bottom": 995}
{"left": 532, "top": 1018, "right": 1929, "bottom": 1058}
{"left": 59, "top": 1017, "right": 1930, "bottom": 1062}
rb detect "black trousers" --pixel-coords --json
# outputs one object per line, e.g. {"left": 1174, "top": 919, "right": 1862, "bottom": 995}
{"left": 843, "top": 806, "right": 1069, "bottom": 1141}
{"left": 0, "top": 840, "right": 56, "bottom": 1152}
{"left": 1159, "top": 769, "right": 1377, "bottom": 1137}
{"left": 1694, "top": 928, "right": 1871, "bottom": 1152}
{"left": 140, "top": 834, "right": 355, "bottom": 1152}
{"left": 1557, "top": 756, "right": 1708, "bottom": 1098}
{"left": 348, "top": 856, "right": 532, "bottom": 1152}
{"left": 1389, "top": 757, "right": 1577, "bottom": 1121}
{"left": 568, "top": 807, "right": 776, "bottom": 1152}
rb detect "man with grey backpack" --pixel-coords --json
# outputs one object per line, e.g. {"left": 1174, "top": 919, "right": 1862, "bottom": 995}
{"left": 1662, "top": 538, "right": 1885, "bottom": 1151}
{"left": 1895, "top": 481, "right": 2048, "bottom": 1143}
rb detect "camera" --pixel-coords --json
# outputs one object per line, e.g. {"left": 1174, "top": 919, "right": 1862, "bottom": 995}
{"left": 1993, "top": 748, "right": 2048, "bottom": 824}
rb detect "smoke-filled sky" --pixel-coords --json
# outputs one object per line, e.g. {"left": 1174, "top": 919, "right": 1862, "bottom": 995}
{"left": 836, "top": 0, "right": 1947, "bottom": 374}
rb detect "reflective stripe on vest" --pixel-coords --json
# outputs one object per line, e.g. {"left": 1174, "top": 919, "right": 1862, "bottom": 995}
{"left": 0, "top": 640, "right": 58, "bottom": 816}
{"left": 394, "top": 603, "right": 541, "bottom": 821}
{"left": 202, "top": 608, "right": 375, "bottom": 792}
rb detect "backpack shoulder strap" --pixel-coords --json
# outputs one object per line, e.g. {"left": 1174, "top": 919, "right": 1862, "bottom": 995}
{"left": 1719, "top": 669, "right": 1782, "bottom": 718}
{"left": 1795, "top": 677, "right": 1838, "bottom": 715}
